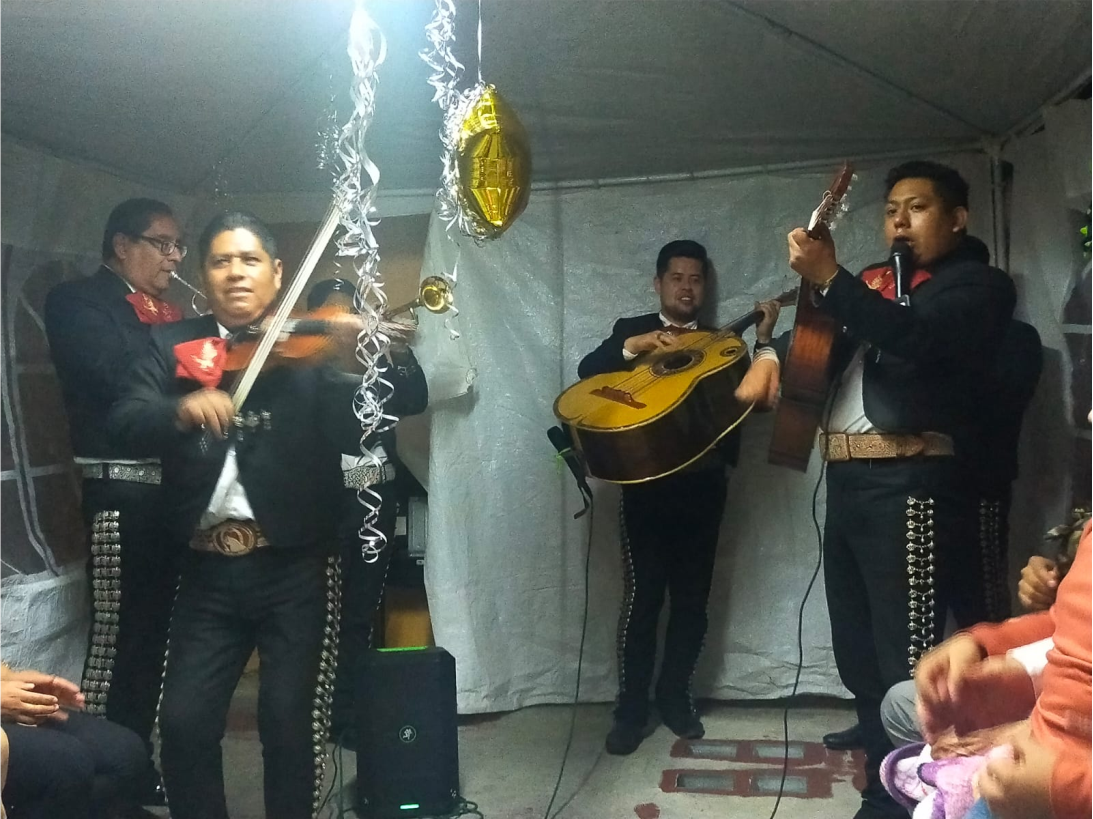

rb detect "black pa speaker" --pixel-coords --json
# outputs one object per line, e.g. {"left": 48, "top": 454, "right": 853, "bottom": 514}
{"left": 355, "top": 647, "right": 459, "bottom": 818}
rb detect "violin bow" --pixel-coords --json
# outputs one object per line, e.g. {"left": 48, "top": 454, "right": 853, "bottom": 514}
{"left": 228, "top": 196, "right": 344, "bottom": 413}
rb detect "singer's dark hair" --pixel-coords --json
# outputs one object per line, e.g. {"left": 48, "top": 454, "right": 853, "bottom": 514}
{"left": 655, "top": 239, "right": 711, "bottom": 280}
{"left": 198, "top": 211, "right": 279, "bottom": 264}
{"left": 885, "top": 161, "right": 969, "bottom": 212}
{"left": 307, "top": 278, "right": 355, "bottom": 311}
{"left": 101, "top": 198, "right": 175, "bottom": 261}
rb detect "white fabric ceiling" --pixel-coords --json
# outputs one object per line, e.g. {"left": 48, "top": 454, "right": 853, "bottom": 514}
{"left": 1, "top": 0, "right": 1089, "bottom": 197}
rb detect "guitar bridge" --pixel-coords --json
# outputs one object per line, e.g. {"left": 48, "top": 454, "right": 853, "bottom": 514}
{"left": 590, "top": 386, "right": 646, "bottom": 409}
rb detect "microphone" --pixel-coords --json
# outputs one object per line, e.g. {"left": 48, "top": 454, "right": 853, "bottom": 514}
{"left": 547, "top": 426, "right": 592, "bottom": 519}
{"left": 890, "top": 240, "right": 913, "bottom": 306}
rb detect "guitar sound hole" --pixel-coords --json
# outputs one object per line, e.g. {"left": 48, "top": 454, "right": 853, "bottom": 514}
{"left": 653, "top": 350, "right": 703, "bottom": 375}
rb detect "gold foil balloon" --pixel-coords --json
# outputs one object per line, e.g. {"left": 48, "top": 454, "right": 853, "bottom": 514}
{"left": 455, "top": 84, "right": 531, "bottom": 238}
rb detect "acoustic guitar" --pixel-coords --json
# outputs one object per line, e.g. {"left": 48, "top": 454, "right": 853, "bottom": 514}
{"left": 767, "top": 162, "right": 855, "bottom": 471}
{"left": 553, "top": 291, "right": 796, "bottom": 484}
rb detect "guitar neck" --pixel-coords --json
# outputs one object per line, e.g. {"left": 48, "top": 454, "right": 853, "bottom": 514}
{"left": 723, "top": 308, "right": 765, "bottom": 337}
{"left": 719, "top": 286, "right": 797, "bottom": 338}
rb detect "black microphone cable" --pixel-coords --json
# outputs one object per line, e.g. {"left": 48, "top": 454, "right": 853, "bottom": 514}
{"left": 767, "top": 378, "right": 841, "bottom": 819}
{"left": 541, "top": 492, "right": 595, "bottom": 819}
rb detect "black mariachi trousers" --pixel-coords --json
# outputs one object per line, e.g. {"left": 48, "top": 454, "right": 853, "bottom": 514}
{"left": 3, "top": 711, "right": 147, "bottom": 819}
{"left": 158, "top": 547, "right": 340, "bottom": 819}
{"left": 79, "top": 478, "right": 177, "bottom": 773}
{"left": 949, "top": 486, "right": 1013, "bottom": 627}
{"left": 823, "top": 457, "right": 978, "bottom": 802}
{"left": 615, "top": 467, "right": 727, "bottom": 725}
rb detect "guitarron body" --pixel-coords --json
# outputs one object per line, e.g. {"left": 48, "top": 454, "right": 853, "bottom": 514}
{"left": 553, "top": 333, "right": 752, "bottom": 484}
{"left": 767, "top": 283, "right": 841, "bottom": 469}
{"left": 767, "top": 161, "right": 856, "bottom": 471}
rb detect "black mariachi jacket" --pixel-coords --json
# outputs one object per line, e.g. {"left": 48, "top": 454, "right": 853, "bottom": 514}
{"left": 45, "top": 266, "right": 164, "bottom": 459}
{"left": 819, "top": 235, "right": 1017, "bottom": 466}
{"left": 108, "top": 315, "right": 386, "bottom": 552}
{"left": 577, "top": 312, "right": 742, "bottom": 468}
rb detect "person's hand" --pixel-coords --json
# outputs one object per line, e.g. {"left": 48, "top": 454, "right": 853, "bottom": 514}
{"left": 176, "top": 389, "right": 235, "bottom": 438}
{"left": 787, "top": 225, "right": 838, "bottom": 286}
{"left": 914, "top": 633, "right": 986, "bottom": 743}
{"left": 3, "top": 671, "right": 83, "bottom": 711}
{"left": 623, "top": 330, "right": 684, "bottom": 356}
{"left": 1018, "top": 556, "right": 1059, "bottom": 612}
{"left": 1, "top": 679, "right": 59, "bottom": 726}
{"left": 977, "top": 725, "right": 1056, "bottom": 819}
{"left": 949, "top": 655, "right": 1035, "bottom": 736}
{"left": 734, "top": 357, "right": 780, "bottom": 409}
{"left": 931, "top": 720, "right": 1028, "bottom": 759}
{"left": 754, "top": 300, "right": 781, "bottom": 344}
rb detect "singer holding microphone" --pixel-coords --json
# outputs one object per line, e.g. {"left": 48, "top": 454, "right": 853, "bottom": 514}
{"left": 785, "top": 161, "right": 1016, "bottom": 819}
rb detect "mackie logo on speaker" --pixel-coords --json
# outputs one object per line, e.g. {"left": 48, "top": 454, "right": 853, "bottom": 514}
{"left": 399, "top": 725, "right": 418, "bottom": 744}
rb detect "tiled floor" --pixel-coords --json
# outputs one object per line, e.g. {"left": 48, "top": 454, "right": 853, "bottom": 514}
{"left": 149, "top": 670, "right": 865, "bottom": 819}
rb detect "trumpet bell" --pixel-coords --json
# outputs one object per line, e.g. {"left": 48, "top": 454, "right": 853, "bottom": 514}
{"left": 386, "top": 276, "right": 454, "bottom": 318}
{"left": 419, "top": 276, "right": 454, "bottom": 314}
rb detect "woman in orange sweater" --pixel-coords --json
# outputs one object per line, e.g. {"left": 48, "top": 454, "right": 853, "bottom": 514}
{"left": 915, "top": 522, "right": 1091, "bottom": 819}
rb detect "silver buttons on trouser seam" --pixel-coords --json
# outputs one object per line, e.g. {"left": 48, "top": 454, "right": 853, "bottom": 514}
{"left": 905, "top": 497, "right": 937, "bottom": 673}
{"left": 311, "top": 556, "right": 343, "bottom": 818}
{"left": 82, "top": 510, "right": 122, "bottom": 715}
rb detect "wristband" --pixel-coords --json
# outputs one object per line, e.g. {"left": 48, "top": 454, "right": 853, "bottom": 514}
{"left": 814, "top": 267, "right": 839, "bottom": 291}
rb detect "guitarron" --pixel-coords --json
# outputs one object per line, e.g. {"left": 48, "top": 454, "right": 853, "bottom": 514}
{"left": 767, "top": 162, "right": 855, "bottom": 471}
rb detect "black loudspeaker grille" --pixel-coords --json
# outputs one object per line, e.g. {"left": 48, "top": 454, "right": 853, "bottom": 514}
{"left": 355, "top": 647, "right": 459, "bottom": 818}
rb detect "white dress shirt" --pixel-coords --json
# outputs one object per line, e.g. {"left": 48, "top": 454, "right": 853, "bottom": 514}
{"left": 199, "top": 323, "right": 256, "bottom": 528}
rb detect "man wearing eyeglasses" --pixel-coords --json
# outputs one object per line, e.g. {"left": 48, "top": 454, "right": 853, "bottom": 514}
{"left": 44, "top": 197, "right": 188, "bottom": 807}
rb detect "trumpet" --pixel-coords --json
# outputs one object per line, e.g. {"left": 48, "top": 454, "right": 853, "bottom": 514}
{"left": 170, "top": 271, "right": 208, "bottom": 315}
{"left": 384, "top": 276, "right": 454, "bottom": 318}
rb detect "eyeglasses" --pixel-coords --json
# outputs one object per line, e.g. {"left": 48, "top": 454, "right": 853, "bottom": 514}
{"left": 130, "top": 234, "right": 188, "bottom": 259}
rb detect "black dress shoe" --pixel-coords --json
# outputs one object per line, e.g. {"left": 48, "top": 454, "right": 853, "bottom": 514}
{"left": 822, "top": 722, "right": 864, "bottom": 751}
{"left": 657, "top": 700, "right": 704, "bottom": 740}
{"left": 605, "top": 720, "right": 647, "bottom": 755}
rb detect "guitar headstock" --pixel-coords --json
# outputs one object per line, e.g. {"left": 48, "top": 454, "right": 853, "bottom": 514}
{"left": 771, "top": 286, "right": 800, "bottom": 307}
{"left": 806, "top": 161, "right": 855, "bottom": 238}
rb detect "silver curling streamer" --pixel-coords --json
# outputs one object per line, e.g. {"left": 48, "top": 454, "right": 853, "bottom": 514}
{"left": 333, "top": 2, "right": 392, "bottom": 564}
{"left": 420, "top": 0, "right": 487, "bottom": 243}
{"left": 419, "top": 0, "right": 481, "bottom": 336}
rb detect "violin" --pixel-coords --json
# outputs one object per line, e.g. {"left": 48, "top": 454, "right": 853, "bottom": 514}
{"left": 221, "top": 306, "right": 354, "bottom": 373}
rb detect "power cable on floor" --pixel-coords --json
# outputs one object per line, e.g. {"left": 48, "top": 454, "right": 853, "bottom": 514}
{"left": 541, "top": 497, "right": 596, "bottom": 819}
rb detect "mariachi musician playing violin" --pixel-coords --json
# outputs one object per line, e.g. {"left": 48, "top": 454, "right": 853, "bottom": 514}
{"left": 108, "top": 211, "right": 388, "bottom": 819}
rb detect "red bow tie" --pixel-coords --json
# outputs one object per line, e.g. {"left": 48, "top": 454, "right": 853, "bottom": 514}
{"left": 126, "top": 292, "right": 182, "bottom": 325}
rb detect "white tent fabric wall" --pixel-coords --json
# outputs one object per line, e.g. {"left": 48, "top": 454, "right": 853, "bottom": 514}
{"left": 414, "top": 153, "right": 999, "bottom": 714}
{"left": 0, "top": 136, "right": 201, "bottom": 679}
